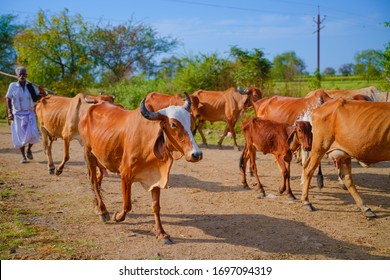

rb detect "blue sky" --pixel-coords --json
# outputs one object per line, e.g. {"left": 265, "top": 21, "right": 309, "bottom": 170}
{"left": 1, "top": 0, "right": 389, "bottom": 74}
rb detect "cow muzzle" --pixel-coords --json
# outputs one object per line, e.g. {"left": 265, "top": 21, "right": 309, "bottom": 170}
{"left": 191, "top": 151, "right": 203, "bottom": 162}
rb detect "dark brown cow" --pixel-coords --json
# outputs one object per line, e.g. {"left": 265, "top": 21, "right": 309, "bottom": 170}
{"left": 253, "top": 90, "right": 332, "bottom": 188}
{"left": 144, "top": 91, "right": 200, "bottom": 131}
{"left": 78, "top": 93, "right": 202, "bottom": 242}
{"left": 192, "top": 87, "right": 262, "bottom": 150}
{"left": 302, "top": 98, "right": 390, "bottom": 218}
{"left": 35, "top": 93, "right": 115, "bottom": 175}
{"left": 240, "top": 117, "right": 312, "bottom": 199}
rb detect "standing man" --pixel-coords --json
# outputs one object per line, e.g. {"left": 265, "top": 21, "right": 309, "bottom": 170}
{"left": 6, "top": 66, "right": 46, "bottom": 163}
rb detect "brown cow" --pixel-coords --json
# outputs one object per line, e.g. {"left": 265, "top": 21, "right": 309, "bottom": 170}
{"left": 78, "top": 93, "right": 202, "bottom": 242}
{"left": 253, "top": 90, "right": 332, "bottom": 188}
{"left": 35, "top": 93, "right": 115, "bottom": 175}
{"left": 306, "top": 86, "right": 387, "bottom": 102}
{"left": 240, "top": 117, "right": 312, "bottom": 199}
{"left": 144, "top": 91, "right": 200, "bottom": 131}
{"left": 302, "top": 98, "right": 390, "bottom": 218}
{"left": 192, "top": 87, "right": 262, "bottom": 150}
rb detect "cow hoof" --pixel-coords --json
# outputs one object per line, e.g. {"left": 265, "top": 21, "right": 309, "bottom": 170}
{"left": 363, "top": 208, "right": 377, "bottom": 219}
{"left": 162, "top": 237, "right": 174, "bottom": 245}
{"left": 257, "top": 191, "right": 266, "bottom": 199}
{"left": 49, "top": 168, "right": 55, "bottom": 175}
{"left": 242, "top": 184, "right": 250, "bottom": 190}
{"left": 113, "top": 211, "right": 126, "bottom": 222}
{"left": 288, "top": 195, "right": 296, "bottom": 201}
{"left": 302, "top": 203, "right": 316, "bottom": 212}
{"left": 99, "top": 212, "right": 110, "bottom": 223}
{"left": 55, "top": 169, "right": 63, "bottom": 176}
{"left": 279, "top": 187, "right": 286, "bottom": 194}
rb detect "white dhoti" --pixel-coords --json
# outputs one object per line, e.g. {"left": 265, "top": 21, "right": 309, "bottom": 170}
{"left": 11, "top": 110, "right": 40, "bottom": 148}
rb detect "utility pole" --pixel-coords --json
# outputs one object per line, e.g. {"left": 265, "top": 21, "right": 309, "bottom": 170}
{"left": 313, "top": 6, "right": 326, "bottom": 75}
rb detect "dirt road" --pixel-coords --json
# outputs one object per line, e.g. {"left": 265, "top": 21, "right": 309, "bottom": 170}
{"left": 0, "top": 123, "right": 389, "bottom": 259}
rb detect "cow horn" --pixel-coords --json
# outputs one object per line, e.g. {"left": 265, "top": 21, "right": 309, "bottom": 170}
{"left": 84, "top": 97, "right": 95, "bottom": 104}
{"left": 237, "top": 86, "right": 248, "bottom": 95}
{"left": 182, "top": 91, "right": 191, "bottom": 112}
{"left": 140, "top": 98, "right": 162, "bottom": 120}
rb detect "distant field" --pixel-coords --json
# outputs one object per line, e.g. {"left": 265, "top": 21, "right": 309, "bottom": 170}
{"left": 269, "top": 76, "right": 385, "bottom": 97}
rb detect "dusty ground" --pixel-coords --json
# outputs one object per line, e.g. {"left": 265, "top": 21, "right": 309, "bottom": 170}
{"left": 0, "top": 122, "right": 389, "bottom": 260}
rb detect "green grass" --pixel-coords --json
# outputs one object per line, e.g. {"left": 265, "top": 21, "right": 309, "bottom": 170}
{"left": 0, "top": 181, "right": 98, "bottom": 259}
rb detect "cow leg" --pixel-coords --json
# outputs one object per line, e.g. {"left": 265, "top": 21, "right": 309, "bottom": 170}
{"left": 337, "top": 169, "right": 347, "bottom": 190}
{"left": 84, "top": 147, "right": 110, "bottom": 222}
{"left": 275, "top": 156, "right": 295, "bottom": 200}
{"left": 284, "top": 160, "right": 295, "bottom": 200}
{"left": 41, "top": 128, "right": 55, "bottom": 174}
{"left": 197, "top": 120, "right": 208, "bottom": 147}
{"left": 217, "top": 124, "right": 229, "bottom": 149}
{"left": 329, "top": 154, "right": 376, "bottom": 218}
{"left": 249, "top": 147, "right": 265, "bottom": 197}
{"left": 113, "top": 173, "right": 132, "bottom": 222}
{"left": 296, "top": 149, "right": 302, "bottom": 164}
{"left": 239, "top": 144, "right": 250, "bottom": 189}
{"left": 302, "top": 152, "right": 324, "bottom": 211}
{"left": 316, "top": 163, "right": 324, "bottom": 189}
{"left": 151, "top": 187, "right": 171, "bottom": 243}
{"left": 56, "top": 137, "right": 70, "bottom": 176}
{"left": 228, "top": 121, "right": 240, "bottom": 151}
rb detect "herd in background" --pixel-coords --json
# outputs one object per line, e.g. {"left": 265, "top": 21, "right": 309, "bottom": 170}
{"left": 32, "top": 84, "right": 390, "bottom": 242}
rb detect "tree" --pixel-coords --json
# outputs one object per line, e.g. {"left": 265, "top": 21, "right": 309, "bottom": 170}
{"left": 0, "top": 14, "right": 25, "bottom": 74}
{"left": 156, "top": 56, "right": 181, "bottom": 80}
{"left": 338, "top": 63, "right": 355, "bottom": 76}
{"left": 272, "top": 51, "right": 305, "bottom": 82}
{"left": 87, "top": 20, "right": 178, "bottom": 82}
{"left": 174, "top": 53, "right": 234, "bottom": 93}
{"left": 229, "top": 46, "right": 272, "bottom": 88}
{"left": 13, "top": 9, "right": 93, "bottom": 95}
{"left": 354, "top": 49, "right": 383, "bottom": 82}
{"left": 322, "top": 67, "right": 336, "bottom": 76}
{"left": 382, "top": 22, "right": 390, "bottom": 80}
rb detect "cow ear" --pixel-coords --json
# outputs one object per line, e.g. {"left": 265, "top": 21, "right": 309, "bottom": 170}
{"left": 287, "top": 126, "right": 297, "bottom": 145}
{"left": 153, "top": 130, "right": 167, "bottom": 161}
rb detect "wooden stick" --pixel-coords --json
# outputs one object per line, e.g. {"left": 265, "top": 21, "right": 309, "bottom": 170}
{"left": 0, "top": 70, "right": 56, "bottom": 94}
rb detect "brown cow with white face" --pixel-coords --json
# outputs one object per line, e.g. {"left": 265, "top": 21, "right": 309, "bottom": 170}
{"left": 144, "top": 91, "right": 200, "bottom": 131}
{"left": 240, "top": 117, "right": 312, "bottom": 200}
{"left": 302, "top": 98, "right": 390, "bottom": 218}
{"left": 192, "top": 87, "right": 262, "bottom": 150}
{"left": 78, "top": 93, "right": 202, "bottom": 243}
{"left": 35, "top": 93, "right": 115, "bottom": 175}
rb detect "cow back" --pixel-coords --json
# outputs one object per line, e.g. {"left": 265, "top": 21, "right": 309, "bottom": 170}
{"left": 312, "top": 99, "right": 390, "bottom": 163}
{"left": 79, "top": 102, "right": 165, "bottom": 176}
{"left": 241, "top": 117, "right": 291, "bottom": 155}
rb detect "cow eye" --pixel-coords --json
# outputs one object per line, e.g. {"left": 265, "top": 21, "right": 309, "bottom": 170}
{"left": 170, "top": 122, "right": 177, "bottom": 128}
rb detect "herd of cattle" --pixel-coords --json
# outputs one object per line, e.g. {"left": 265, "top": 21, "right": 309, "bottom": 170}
{"left": 33, "top": 85, "right": 390, "bottom": 242}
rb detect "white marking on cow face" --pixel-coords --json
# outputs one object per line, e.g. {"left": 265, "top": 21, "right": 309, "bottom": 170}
{"left": 158, "top": 106, "right": 202, "bottom": 161}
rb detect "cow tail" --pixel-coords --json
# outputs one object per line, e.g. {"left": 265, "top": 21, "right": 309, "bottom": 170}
{"left": 239, "top": 143, "right": 248, "bottom": 172}
{"left": 41, "top": 127, "right": 49, "bottom": 155}
{"left": 192, "top": 119, "right": 199, "bottom": 135}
